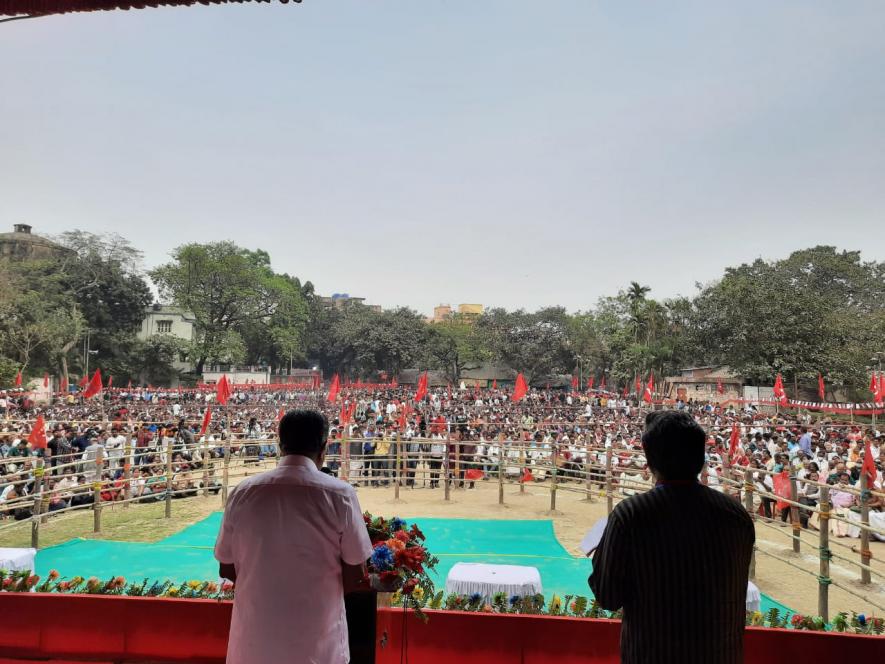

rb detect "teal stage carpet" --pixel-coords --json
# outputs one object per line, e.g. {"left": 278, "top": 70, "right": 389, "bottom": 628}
{"left": 35, "top": 515, "right": 790, "bottom": 613}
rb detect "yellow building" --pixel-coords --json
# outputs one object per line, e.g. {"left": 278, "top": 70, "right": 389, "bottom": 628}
{"left": 457, "top": 303, "right": 484, "bottom": 317}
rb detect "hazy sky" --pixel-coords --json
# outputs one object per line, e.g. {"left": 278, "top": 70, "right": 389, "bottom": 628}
{"left": 2, "top": 1, "right": 884, "bottom": 315}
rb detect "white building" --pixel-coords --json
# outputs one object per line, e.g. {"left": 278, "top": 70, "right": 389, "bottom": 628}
{"left": 139, "top": 304, "right": 197, "bottom": 373}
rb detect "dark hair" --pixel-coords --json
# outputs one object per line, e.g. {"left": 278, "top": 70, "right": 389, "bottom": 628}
{"left": 278, "top": 410, "right": 328, "bottom": 457}
{"left": 641, "top": 410, "right": 705, "bottom": 481}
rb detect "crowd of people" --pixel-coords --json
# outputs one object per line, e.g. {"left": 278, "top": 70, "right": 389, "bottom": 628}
{"left": 0, "top": 385, "right": 882, "bottom": 539}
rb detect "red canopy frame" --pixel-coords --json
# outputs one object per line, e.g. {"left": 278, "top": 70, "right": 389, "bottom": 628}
{"left": 0, "top": 0, "right": 299, "bottom": 17}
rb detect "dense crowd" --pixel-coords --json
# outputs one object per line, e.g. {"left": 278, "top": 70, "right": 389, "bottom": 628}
{"left": 0, "top": 386, "right": 882, "bottom": 538}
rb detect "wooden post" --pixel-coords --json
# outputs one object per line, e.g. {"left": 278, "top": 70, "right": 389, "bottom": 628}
{"left": 122, "top": 440, "right": 132, "bottom": 508}
{"left": 201, "top": 445, "right": 210, "bottom": 498}
{"left": 519, "top": 442, "right": 527, "bottom": 495}
{"left": 582, "top": 436, "right": 594, "bottom": 502}
{"left": 497, "top": 441, "right": 505, "bottom": 505}
{"left": 222, "top": 433, "right": 231, "bottom": 506}
{"left": 818, "top": 485, "right": 831, "bottom": 621}
{"left": 443, "top": 425, "right": 451, "bottom": 502}
{"left": 859, "top": 473, "right": 871, "bottom": 584}
{"left": 394, "top": 433, "right": 401, "bottom": 500}
{"left": 93, "top": 448, "right": 103, "bottom": 534}
{"left": 165, "top": 439, "right": 173, "bottom": 519}
{"left": 790, "top": 474, "right": 800, "bottom": 553}
{"left": 454, "top": 439, "right": 461, "bottom": 490}
{"left": 743, "top": 468, "right": 756, "bottom": 580}
{"left": 605, "top": 445, "right": 613, "bottom": 515}
{"left": 30, "top": 457, "right": 46, "bottom": 549}
{"left": 341, "top": 428, "right": 350, "bottom": 482}
{"left": 549, "top": 442, "right": 558, "bottom": 511}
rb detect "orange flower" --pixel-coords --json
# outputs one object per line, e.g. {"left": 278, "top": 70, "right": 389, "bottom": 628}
{"left": 48, "top": 570, "right": 60, "bottom": 581}
{"left": 386, "top": 538, "right": 406, "bottom": 552}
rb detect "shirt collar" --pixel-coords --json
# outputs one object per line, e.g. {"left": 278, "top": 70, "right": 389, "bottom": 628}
{"left": 279, "top": 455, "right": 319, "bottom": 471}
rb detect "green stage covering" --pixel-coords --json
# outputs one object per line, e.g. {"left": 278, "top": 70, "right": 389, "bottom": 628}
{"left": 34, "top": 514, "right": 790, "bottom": 614}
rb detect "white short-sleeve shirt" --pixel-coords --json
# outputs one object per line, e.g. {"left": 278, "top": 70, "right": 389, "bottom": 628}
{"left": 214, "top": 455, "right": 373, "bottom": 664}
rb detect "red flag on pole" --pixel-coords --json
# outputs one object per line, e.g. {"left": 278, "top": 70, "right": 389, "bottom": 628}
{"left": 492, "top": 379, "right": 497, "bottom": 390}
{"left": 773, "top": 373, "right": 788, "bottom": 406}
{"left": 43, "top": 373, "right": 49, "bottom": 389}
{"left": 861, "top": 439, "right": 877, "bottom": 488}
{"left": 621, "top": 385, "right": 628, "bottom": 398}
{"left": 78, "top": 375, "right": 89, "bottom": 388}
{"left": 14, "top": 371, "right": 22, "bottom": 387}
{"left": 870, "top": 372, "right": 879, "bottom": 399}
{"left": 773, "top": 470, "right": 791, "bottom": 512}
{"left": 512, "top": 373, "right": 528, "bottom": 401}
{"left": 199, "top": 408, "right": 212, "bottom": 436}
{"left": 817, "top": 373, "right": 826, "bottom": 401}
{"left": 643, "top": 372, "right": 654, "bottom": 403}
{"left": 571, "top": 375, "right": 579, "bottom": 390}
{"left": 60, "top": 376, "right": 68, "bottom": 393}
{"left": 599, "top": 375, "right": 606, "bottom": 391}
{"left": 83, "top": 369, "right": 103, "bottom": 399}
{"left": 28, "top": 415, "right": 48, "bottom": 449}
{"left": 879, "top": 374, "right": 885, "bottom": 404}
{"left": 216, "top": 374, "right": 232, "bottom": 406}
{"left": 107, "top": 375, "right": 113, "bottom": 389}
{"left": 729, "top": 423, "right": 741, "bottom": 458}
{"left": 634, "top": 375, "right": 642, "bottom": 395}
{"left": 587, "top": 376, "right": 594, "bottom": 391}
{"left": 415, "top": 371, "right": 428, "bottom": 401}
{"left": 716, "top": 377, "right": 724, "bottom": 395}
{"left": 326, "top": 374, "right": 340, "bottom": 403}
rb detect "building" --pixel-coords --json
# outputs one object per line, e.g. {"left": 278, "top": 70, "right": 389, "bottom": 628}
{"left": 432, "top": 304, "right": 453, "bottom": 322}
{"left": 202, "top": 368, "right": 271, "bottom": 386}
{"left": 431, "top": 303, "right": 484, "bottom": 323}
{"left": 0, "top": 224, "right": 73, "bottom": 261}
{"left": 319, "top": 293, "right": 382, "bottom": 312}
{"left": 138, "top": 304, "right": 197, "bottom": 373}
{"left": 457, "top": 303, "right": 483, "bottom": 318}
{"left": 662, "top": 366, "right": 743, "bottom": 403}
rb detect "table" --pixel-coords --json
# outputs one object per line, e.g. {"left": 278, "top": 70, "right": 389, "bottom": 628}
{"left": 444, "top": 563, "right": 542, "bottom": 602}
{"left": 0, "top": 547, "right": 36, "bottom": 574}
{"left": 746, "top": 581, "right": 761, "bottom": 613}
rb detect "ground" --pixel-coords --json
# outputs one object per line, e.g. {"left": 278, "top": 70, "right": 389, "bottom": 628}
{"left": 1, "top": 472, "right": 881, "bottom": 618}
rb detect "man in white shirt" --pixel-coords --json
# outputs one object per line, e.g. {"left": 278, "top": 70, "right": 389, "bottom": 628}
{"left": 214, "top": 410, "right": 373, "bottom": 664}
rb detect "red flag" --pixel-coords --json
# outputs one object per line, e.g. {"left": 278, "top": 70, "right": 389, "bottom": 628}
{"left": 465, "top": 468, "right": 484, "bottom": 481}
{"left": 14, "top": 371, "right": 22, "bottom": 387}
{"left": 512, "top": 373, "right": 528, "bottom": 401}
{"left": 773, "top": 373, "right": 788, "bottom": 406}
{"left": 729, "top": 423, "right": 741, "bottom": 458}
{"left": 587, "top": 376, "right": 594, "bottom": 391}
{"left": 634, "top": 375, "right": 642, "bottom": 395}
{"left": 599, "top": 375, "right": 606, "bottom": 391}
{"left": 643, "top": 372, "right": 654, "bottom": 403}
{"left": 520, "top": 467, "right": 534, "bottom": 483}
{"left": 277, "top": 407, "right": 286, "bottom": 422}
{"left": 621, "top": 385, "right": 628, "bottom": 398}
{"left": 27, "top": 415, "right": 48, "bottom": 449}
{"left": 43, "top": 373, "right": 49, "bottom": 389}
{"left": 83, "top": 369, "right": 103, "bottom": 399}
{"left": 216, "top": 374, "right": 232, "bottom": 406}
{"left": 492, "top": 379, "right": 497, "bottom": 390}
{"left": 716, "top": 377, "right": 724, "bottom": 395}
{"left": 817, "top": 373, "right": 826, "bottom": 401}
{"left": 861, "top": 439, "right": 877, "bottom": 488}
{"left": 60, "top": 376, "right": 68, "bottom": 393}
{"left": 571, "top": 375, "right": 579, "bottom": 390}
{"left": 78, "top": 375, "right": 89, "bottom": 388}
{"left": 415, "top": 371, "right": 428, "bottom": 401}
{"left": 871, "top": 372, "right": 879, "bottom": 399}
{"left": 199, "top": 408, "right": 212, "bottom": 436}
{"left": 326, "top": 374, "right": 340, "bottom": 403}
{"left": 772, "top": 470, "right": 791, "bottom": 512}
{"left": 877, "top": 373, "right": 885, "bottom": 405}
{"left": 107, "top": 375, "right": 113, "bottom": 389}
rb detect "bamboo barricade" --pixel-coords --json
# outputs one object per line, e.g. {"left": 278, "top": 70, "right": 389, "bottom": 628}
{"left": 30, "top": 456, "right": 46, "bottom": 549}
{"left": 605, "top": 447, "right": 613, "bottom": 515}
{"left": 394, "top": 434, "right": 402, "bottom": 501}
{"left": 221, "top": 432, "right": 231, "bottom": 506}
{"left": 123, "top": 440, "right": 132, "bottom": 507}
{"left": 519, "top": 444, "right": 527, "bottom": 495}
{"left": 165, "top": 439, "right": 173, "bottom": 519}
{"left": 818, "top": 485, "right": 831, "bottom": 621}
{"left": 790, "top": 473, "right": 801, "bottom": 553}
{"left": 443, "top": 425, "right": 451, "bottom": 502}
{"left": 201, "top": 445, "right": 210, "bottom": 498}
{"left": 859, "top": 473, "right": 871, "bottom": 584}
{"left": 92, "top": 448, "right": 103, "bottom": 534}
{"left": 743, "top": 468, "right": 756, "bottom": 580}
{"left": 498, "top": 437, "right": 505, "bottom": 505}
{"left": 549, "top": 442, "right": 558, "bottom": 512}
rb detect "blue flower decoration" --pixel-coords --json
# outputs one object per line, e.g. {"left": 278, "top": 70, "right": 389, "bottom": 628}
{"left": 390, "top": 517, "right": 406, "bottom": 532}
{"left": 857, "top": 614, "right": 866, "bottom": 625}
{"left": 469, "top": 592, "right": 482, "bottom": 604}
{"left": 370, "top": 545, "right": 394, "bottom": 571}
{"left": 509, "top": 595, "right": 521, "bottom": 606}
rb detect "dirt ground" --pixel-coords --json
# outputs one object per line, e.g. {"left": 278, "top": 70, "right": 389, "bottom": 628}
{"left": 3, "top": 468, "right": 881, "bottom": 617}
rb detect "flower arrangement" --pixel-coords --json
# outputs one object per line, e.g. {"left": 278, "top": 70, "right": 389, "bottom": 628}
{"left": 363, "top": 513, "right": 438, "bottom": 620}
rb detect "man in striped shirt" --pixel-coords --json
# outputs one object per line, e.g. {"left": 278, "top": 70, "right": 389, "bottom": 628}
{"left": 589, "top": 410, "right": 755, "bottom": 664}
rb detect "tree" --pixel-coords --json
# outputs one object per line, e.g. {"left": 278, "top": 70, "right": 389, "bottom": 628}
{"left": 425, "top": 314, "right": 489, "bottom": 384}
{"left": 150, "top": 242, "right": 308, "bottom": 375}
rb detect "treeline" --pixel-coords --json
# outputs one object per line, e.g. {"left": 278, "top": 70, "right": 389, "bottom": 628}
{"left": 2, "top": 235, "right": 883, "bottom": 398}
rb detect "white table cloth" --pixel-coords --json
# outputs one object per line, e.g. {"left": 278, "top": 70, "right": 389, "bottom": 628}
{"left": 746, "top": 581, "right": 761, "bottom": 612}
{"left": 445, "top": 562, "right": 542, "bottom": 601}
{"left": 0, "top": 547, "right": 36, "bottom": 574}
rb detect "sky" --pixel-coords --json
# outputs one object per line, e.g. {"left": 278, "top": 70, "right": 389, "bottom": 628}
{"left": 2, "top": 1, "right": 884, "bottom": 316}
